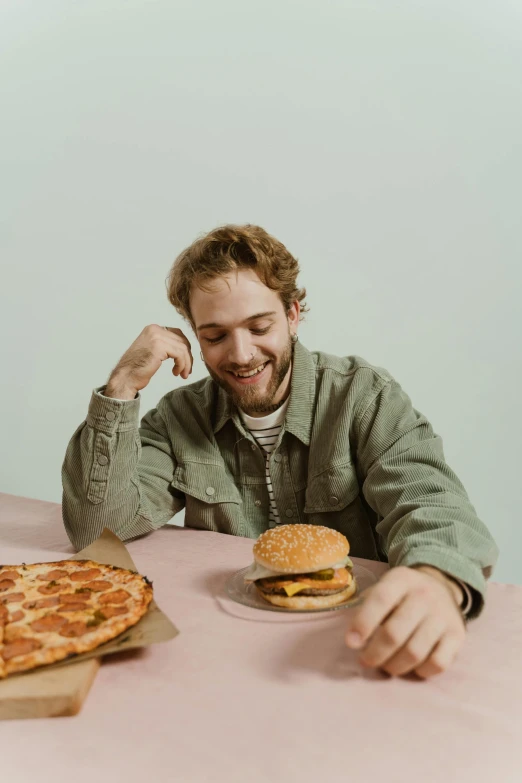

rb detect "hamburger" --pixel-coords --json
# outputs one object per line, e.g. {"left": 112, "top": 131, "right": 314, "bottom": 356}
{"left": 244, "top": 524, "right": 356, "bottom": 609}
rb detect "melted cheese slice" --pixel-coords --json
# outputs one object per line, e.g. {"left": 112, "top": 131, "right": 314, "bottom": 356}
{"left": 283, "top": 583, "right": 310, "bottom": 597}
{"left": 243, "top": 555, "right": 353, "bottom": 583}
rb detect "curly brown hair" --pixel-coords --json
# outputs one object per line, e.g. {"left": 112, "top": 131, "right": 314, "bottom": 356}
{"left": 166, "top": 224, "right": 308, "bottom": 325}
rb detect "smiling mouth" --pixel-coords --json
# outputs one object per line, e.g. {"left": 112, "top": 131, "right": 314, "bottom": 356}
{"left": 230, "top": 361, "right": 269, "bottom": 379}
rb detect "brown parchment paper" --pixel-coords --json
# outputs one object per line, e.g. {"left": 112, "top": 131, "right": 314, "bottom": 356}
{"left": 6, "top": 528, "right": 179, "bottom": 676}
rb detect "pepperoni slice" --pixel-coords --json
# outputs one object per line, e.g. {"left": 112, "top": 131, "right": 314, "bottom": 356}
{"left": 99, "top": 604, "right": 128, "bottom": 618}
{"left": 99, "top": 589, "right": 130, "bottom": 605}
{"left": 23, "top": 596, "right": 60, "bottom": 610}
{"left": 59, "top": 621, "right": 90, "bottom": 638}
{"left": 2, "top": 592, "right": 26, "bottom": 604}
{"left": 59, "top": 592, "right": 92, "bottom": 604}
{"left": 0, "top": 571, "right": 20, "bottom": 581}
{"left": 83, "top": 580, "right": 112, "bottom": 592}
{"left": 36, "top": 569, "right": 68, "bottom": 581}
{"left": 9, "top": 610, "right": 24, "bottom": 623}
{"left": 37, "top": 583, "right": 63, "bottom": 595}
{"left": 30, "top": 614, "right": 67, "bottom": 633}
{"left": 70, "top": 569, "right": 101, "bottom": 582}
{"left": 2, "top": 637, "right": 42, "bottom": 661}
{"left": 56, "top": 603, "right": 89, "bottom": 612}
{"left": 0, "top": 579, "right": 16, "bottom": 592}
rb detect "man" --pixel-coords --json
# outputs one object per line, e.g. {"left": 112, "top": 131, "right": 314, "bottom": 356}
{"left": 62, "top": 224, "right": 499, "bottom": 679}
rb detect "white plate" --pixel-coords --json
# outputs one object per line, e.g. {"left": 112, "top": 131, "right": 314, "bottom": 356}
{"left": 224, "top": 564, "right": 377, "bottom": 614}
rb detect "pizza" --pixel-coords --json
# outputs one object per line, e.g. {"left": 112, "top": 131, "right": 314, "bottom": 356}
{"left": 0, "top": 559, "right": 153, "bottom": 678}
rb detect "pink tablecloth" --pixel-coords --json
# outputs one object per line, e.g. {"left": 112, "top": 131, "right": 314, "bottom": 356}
{"left": 1, "top": 492, "right": 521, "bottom": 783}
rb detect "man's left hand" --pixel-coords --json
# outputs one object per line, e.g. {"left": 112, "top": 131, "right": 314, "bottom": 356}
{"left": 345, "top": 565, "right": 467, "bottom": 679}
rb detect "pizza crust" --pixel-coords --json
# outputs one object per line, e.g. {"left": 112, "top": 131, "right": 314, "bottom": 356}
{"left": 0, "top": 559, "right": 153, "bottom": 677}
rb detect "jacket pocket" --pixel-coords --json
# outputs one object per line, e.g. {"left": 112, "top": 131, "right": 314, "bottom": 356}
{"left": 171, "top": 461, "right": 242, "bottom": 505}
{"left": 170, "top": 461, "right": 244, "bottom": 535}
{"left": 303, "top": 462, "right": 380, "bottom": 560}
{"left": 304, "top": 462, "right": 360, "bottom": 513}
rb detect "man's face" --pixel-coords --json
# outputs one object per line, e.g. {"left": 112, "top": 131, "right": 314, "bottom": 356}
{"left": 190, "top": 269, "right": 299, "bottom": 415}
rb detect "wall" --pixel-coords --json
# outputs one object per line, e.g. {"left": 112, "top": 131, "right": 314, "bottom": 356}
{"left": 1, "top": 0, "right": 520, "bottom": 582}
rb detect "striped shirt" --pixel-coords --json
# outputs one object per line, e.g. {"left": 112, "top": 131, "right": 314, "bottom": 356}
{"left": 240, "top": 400, "right": 290, "bottom": 528}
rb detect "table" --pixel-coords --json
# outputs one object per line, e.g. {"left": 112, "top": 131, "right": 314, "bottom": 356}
{"left": 1, "top": 492, "right": 521, "bottom": 782}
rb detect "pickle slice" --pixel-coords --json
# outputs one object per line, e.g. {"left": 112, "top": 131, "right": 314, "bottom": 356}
{"left": 306, "top": 568, "right": 335, "bottom": 580}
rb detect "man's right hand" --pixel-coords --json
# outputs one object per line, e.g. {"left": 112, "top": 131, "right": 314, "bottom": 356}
{"left": 104, "top": 325, "right": 194, "bottom": 400}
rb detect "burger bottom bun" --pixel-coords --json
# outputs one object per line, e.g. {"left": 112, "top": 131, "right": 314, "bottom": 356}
{"left": 256, "top": 578, "right": 357, "bottom": 610}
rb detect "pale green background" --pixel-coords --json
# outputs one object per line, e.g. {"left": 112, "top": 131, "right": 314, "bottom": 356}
{"left": 1, "top": 1, "right": 520, "bottom": 583}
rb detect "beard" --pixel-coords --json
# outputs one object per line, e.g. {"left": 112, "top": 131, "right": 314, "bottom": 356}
{"left": 206, "top": 334, "right": 293, "bottom": 415}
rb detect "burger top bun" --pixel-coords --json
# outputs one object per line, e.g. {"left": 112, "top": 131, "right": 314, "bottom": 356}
{"left": 253, "top": 524, "right": 350, "bottom": 575}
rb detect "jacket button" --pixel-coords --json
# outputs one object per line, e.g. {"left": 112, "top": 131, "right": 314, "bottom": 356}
{"left": 274, "top": 454, "right": 282, "bottom": 463}
{"left": 205, "top": 486, "right": 215, "bottom": 496}
{"left": 255, "top": 499, "right": 261, "bottom": 507}
{"left": 251, "top": 444, "right": 257, "bottom": 451}
{"left": 105, "top": 411, "right": 116, "bottom": 421}
{"left": 97, "top": 455, "right": 108, "bottom": 466}
{"left": 329, "top": 496, "right": 339, "bottom": 505}
{"left": 285, "top": 509, "right": 293, "bottom": 517}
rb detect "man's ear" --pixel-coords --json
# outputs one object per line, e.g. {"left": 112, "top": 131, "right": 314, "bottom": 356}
{"left": 287, "top": 300, "right": 300, "bottom": 332}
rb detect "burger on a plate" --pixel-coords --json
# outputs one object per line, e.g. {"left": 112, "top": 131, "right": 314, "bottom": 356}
{"left": 244, "top": 524, "right": 356, "bottom": 609}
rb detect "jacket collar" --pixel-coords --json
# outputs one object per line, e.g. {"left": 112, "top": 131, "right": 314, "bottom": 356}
{"left": 212, "top": 340, "right": 316, "bottom": 446}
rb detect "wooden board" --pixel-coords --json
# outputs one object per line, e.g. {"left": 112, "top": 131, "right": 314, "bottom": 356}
{"left": 0, "top": 658, "right": 100, "bottom": 720}
{"left": 0, "top": 528, "right": 178, "bottom": 721}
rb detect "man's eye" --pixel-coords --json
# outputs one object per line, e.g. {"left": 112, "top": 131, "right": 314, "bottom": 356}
{"left": 206, "top": 335, "right": 225, "bottom": 344}
{"left": 250, "top": 327, "right": 270, "bottom": 335}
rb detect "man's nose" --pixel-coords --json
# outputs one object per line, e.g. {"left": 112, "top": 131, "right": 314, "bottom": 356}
{"left": 227, "top": 334, "right": 254, "bottom": 367}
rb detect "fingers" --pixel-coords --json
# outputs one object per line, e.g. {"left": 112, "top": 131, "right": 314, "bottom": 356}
{"left": 413, "top": 631, "right": 465, "bottom": 679}
{"left": 155, "top": 325, "right": 194, "bottom": 379}
{"left": 163, "top": 326, "right": 192, "bottom": 351}
{"left": 171, "top": 348, "right": 193, "bottom": 379}
{"left": 345, "top": 567, "right": 412, "bottom": 649}
{"left": 357, "top": 593, "right": 428, "bottom": 670}
{"left": 374, "top": 616, "right": 444, "bottom": 677}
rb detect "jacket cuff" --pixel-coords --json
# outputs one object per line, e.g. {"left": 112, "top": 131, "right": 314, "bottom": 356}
{"left": 86, "top": 387, "right": 141, "bottom": 433}
{"left": 452, "top": 578, "right": 474, "bottom": 617}
{"left": 395, "top": 546, "right": 487, "bottom": 621}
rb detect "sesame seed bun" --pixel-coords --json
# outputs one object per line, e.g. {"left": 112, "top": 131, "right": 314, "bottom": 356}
{"left": 253, "top": 524, "right": 350, "bottom": 574}
{"left": 256, "top": 579, "right": 357, "bottom": 610}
